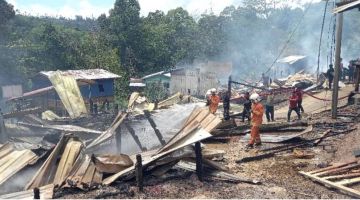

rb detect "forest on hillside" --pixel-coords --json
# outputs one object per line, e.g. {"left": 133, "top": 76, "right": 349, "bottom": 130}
{"left": 0, "top": 0, "right": 359, "bottom": 103}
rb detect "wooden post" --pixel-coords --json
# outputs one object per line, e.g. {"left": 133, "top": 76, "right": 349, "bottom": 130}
{"left": 0, "top": 112, "right": 7, "bottom": 143}
{"left": 195, "top": 142, "right": 203, "bottom": 182}
{"left": 355, "top": 66, "right": 360, "bottom": 92}
{"left": 331, "top": 10, "right": 344, "bottom": 119}
{"left": 33, "top": 187, "right": 40, "bottom": 199}
{"left": 115, "top": 127, "right": 121, "bottom": 153}
{"left": 135, "top": 154, "right": 143, "bottom": 192}
{"left": 223, "top": 76, "right": 231, "bottom": 120}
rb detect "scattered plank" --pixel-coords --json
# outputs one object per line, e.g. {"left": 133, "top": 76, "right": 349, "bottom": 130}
{"left": 313, "top": 129, "right": 332, "bottom": 146}
{"left": 300, "top": 161, "right": 360, "bottom": 198}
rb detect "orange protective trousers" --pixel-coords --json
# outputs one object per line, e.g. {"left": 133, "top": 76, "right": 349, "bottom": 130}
{"left": 249, "top": 125, "right": 261, "bottom": 145}
{"left": 249, "top": 102, "right": 264, "bottom": 145}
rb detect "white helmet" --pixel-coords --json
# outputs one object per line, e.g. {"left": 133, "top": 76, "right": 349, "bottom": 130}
{"left": 210, "top": 88, "right": 217, "bottom": 93}
{"left": 250, "top": 93, "right": 261, "bottom": 102}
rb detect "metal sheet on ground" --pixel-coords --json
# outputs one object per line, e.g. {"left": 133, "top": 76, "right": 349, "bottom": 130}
{"left": 241, "top": 126, "right": 313, "bottom": 143}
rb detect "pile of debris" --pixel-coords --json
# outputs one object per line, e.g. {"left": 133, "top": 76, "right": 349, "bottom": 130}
{"left": 273, "top": 71, "right": 318, "bottom": 89}
{"left": 0, "top": 74, "right": 258, "bottom": 198}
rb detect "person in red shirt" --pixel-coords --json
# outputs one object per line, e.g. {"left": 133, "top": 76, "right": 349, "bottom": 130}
{"left": 295, "top": 87, "right": 304, "bottom": 113}
{"left": 288, "top": 91, "right": 301, "bottom": 122}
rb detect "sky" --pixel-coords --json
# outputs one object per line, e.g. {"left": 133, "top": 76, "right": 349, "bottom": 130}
{"left": 6, "top": 0, "right": 321, "bottom": 19}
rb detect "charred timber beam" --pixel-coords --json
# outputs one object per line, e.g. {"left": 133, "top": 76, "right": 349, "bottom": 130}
{"left": 3, "top": 107, "right": 43, "bottom": 119}
{"left": 230, "top": 80, "right": 265, "bottom": 90}
{"left": 143, "top": 110, "right": 166, "bottom": 146}
{"left": 135, "top": 154, "right": 143, "bottom": 192}
{"left": 195, "top": 142, "right": 203, "bottom": 182}
{"left": 33, "top": 188, "right": 40, "bottom": 199}
{"left": 238, "top": 121, "right": 308, "bottom": 132}
{"left": 124, "top": 123, "right": 147, "bottom": 151}
{"left": 236, "top": 128, "right": 357, "bottom": 164}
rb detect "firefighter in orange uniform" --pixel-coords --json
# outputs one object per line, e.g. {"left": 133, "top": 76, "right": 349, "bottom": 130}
{"left": 208, "top": 88, "right": 220, "bottom": 114}
{"left": 245, "top": 93, "right": 264, "bottom": 150}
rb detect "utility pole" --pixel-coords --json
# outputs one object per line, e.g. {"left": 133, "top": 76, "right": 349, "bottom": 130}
{"left": 331, "top": 1, "right": 344, "bottom": 119}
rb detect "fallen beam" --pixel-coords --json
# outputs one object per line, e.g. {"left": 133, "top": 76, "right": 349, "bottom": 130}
{"left": 124, "top": 123, "right": 147, "bottom": 151}
{"left": 3, "top": 107, "right": 43, "bottom": 119}
{"left": 176, "top": 160, "right": 260, "bottom": 184}
{"left": 237, "top": 128, "right": 357, "bottom": 163}
{"left": 300, "top": 171, "right": 360, "bottom": 198}
{"left": 143, "top": 110, "right": 166, "bottom": 146}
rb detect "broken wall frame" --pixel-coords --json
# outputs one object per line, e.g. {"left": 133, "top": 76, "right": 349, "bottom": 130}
{"left": 300, "top": 160, "right": 360, "bottom": 198}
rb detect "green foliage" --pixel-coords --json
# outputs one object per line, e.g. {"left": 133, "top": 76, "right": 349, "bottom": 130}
{"left": 1, "top": 0, "right": 360, "bottom": 104}
{"left": 0, "top": 0, "right": 15, "bottom": 27}
{"left": 144, "top": 82, "right": 168, "bottom": 103}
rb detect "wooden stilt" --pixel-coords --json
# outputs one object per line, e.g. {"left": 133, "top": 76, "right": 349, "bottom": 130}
{"left": 135, "top": 154, "right": 143, "bottom": 192}
{"left": 195, "top": 142, "right": 203, "bottom": 182}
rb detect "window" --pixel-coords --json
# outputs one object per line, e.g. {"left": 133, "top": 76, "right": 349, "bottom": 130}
{"left": 98, "top": 84, "right": 105, "bottom": 93}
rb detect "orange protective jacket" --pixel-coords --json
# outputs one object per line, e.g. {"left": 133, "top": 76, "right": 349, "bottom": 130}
{"left": 209, "top": 95, "right": 220, "bottom": 114}
{"left": 251, "top": 103, "right": 264, "bottom": 126}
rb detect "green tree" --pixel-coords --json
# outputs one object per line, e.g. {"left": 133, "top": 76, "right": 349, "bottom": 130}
{"left": 0, "top": 0, "right": 15, "bottom": 27}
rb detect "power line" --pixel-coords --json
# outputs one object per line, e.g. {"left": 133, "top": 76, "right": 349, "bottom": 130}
{"left": 262, "top": 0, "right": 315, "bottom": 78}
{"left": 316, "top": 0, "right": 329, "bottom": 82}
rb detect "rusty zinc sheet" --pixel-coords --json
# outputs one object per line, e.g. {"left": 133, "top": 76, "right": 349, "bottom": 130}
{"left": 0, "top": 184, "right": 54, "bottom": 199}
{"left": 26, "top": 136, "right": 83, "bottom": 190}
{"left": 157, "top": 107, "right": 220, "bottom": 154}
{"left": 48, "top": 71, "right": 87, "bottom": 119}
{"left": 64, "top": 154, "right": 102, "bottom": 190}
{"left": 93, "top": 154, "right": 133, "bottom": 174}
{"left": 0, "top": 143, "right": 39, "bottom": 186}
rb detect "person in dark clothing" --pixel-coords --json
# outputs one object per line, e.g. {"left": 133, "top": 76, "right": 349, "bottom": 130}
{"left": 295, "top": 87, "right": 304, "bottom": 113}
{"left": 265, "top": 91, "right": 275, "bottom": 122}
{"left": 327, "top": 64, "right": 335, "bottom": 89}
{"left": 349, "top": 61, "right": 355, "bottom": 83}
{"left": 288, "top": 91, "right": 301, "bottom": 122}
{"left": 242, "top": 92, "right": 251, "bottom": 122}
{"left": 347, "top": 91, "right": 356, "bottom": 105}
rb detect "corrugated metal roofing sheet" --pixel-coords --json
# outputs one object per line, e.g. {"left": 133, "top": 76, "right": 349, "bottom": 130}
{"left": 26, "top": 136, "right": 83, "bottom": 190}
{"left": 277, "top": 55, "right": 307, "bottom": 65}
{"left": 40, "top": 69, "right": 121, "bottom": 80}
{"left": 102, "top": 107, "right": 222, "bottom": 185}
{"left": 0, "top": 143, "right": 39, "bottom": 186}
{"left": 64, "top": 154, "right": 102, "bottom": 190}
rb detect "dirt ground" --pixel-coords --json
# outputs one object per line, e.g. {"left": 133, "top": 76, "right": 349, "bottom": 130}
{"left": 57, "top": 101, "right": 360, "bottom": 199}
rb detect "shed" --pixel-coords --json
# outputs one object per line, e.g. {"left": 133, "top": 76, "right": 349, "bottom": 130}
{"left": 32, "top": 69, "right": 120, "bottom": 102}
{"left": 11, "top": 69, "right": 121, "bottom": 113}
{"left": 142, "top": 71, "right": 171, "bottom": 89}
